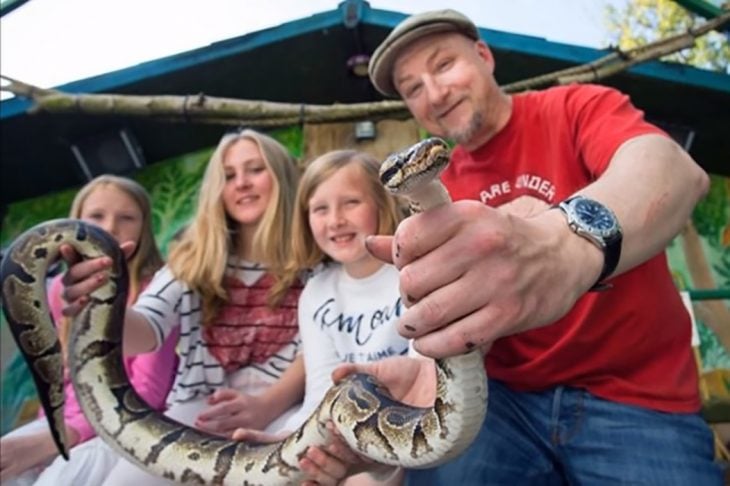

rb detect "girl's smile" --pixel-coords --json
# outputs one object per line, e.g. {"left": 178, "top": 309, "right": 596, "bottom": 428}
{"left": 307, "top": 164, "right": 382, "bottom": 278}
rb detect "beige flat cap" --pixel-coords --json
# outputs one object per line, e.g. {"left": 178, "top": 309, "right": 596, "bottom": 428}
{"left": 368, "top": 9, "right": 479, "bottom": 97}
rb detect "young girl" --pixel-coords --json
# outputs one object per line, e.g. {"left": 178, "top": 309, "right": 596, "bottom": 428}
{"left": 0, "top": 175, "right": 178, "bottom": 486}
{"left": 249, "top": 150, "right": 409, "bottom": 485}
{"left": 56, "top": 130, "right": 308, "bottom": 485}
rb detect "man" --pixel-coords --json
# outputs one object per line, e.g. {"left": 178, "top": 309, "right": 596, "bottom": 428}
{"left": 55, "top": 9, "right": 720, "bottom": 486}
{"left": 330, "top": 8, "right": 721, "bottom": 485}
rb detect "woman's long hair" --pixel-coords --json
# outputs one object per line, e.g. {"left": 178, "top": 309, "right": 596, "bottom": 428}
{"left": 168, "top": 129, "right": 300, "bottom": 325}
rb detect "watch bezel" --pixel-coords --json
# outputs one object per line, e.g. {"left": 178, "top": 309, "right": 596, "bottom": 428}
{"left": 556, "top": 195, "right": 624, "bottom": 291}
{"left": 561, "top": 197, "right": 620, "bottom": 243}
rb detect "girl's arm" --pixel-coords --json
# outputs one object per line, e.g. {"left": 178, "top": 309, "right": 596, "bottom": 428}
{"left": 258, "top": 353, "right": 305, "bottom": 415}
{"left": 57, "top": 375, "right": 96, "bottom": 444}
{"left": 297, "top": 289, "right": 344, "bottom": 421}
{"left": 124, "top": 327, "right": 180, "bottom": 411}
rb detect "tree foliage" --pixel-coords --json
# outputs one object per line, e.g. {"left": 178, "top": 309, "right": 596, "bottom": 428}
{"left": 606, "top": 0, "right": 729, "bottom": 73}
{"left": 694, "top": 176, "right": 730, "bottom": 250}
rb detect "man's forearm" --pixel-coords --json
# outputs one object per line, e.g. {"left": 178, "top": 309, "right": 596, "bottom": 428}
{"left": 577, "top": 134, "right": 709, "bottom": 277}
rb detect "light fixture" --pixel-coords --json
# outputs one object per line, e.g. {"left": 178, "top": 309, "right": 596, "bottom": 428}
{"left": 347, "top": 54, "right": 371, "bottom": 77}
{"left": 70, "top": 128, "right": 146, "bottom": 181}
{"left": 354, "top": 120, "right": 376, "bottom": 141}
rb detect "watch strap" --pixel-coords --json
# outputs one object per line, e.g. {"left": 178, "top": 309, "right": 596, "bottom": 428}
{"left": 590, "top": 232, "right": 622, "bottom": 292}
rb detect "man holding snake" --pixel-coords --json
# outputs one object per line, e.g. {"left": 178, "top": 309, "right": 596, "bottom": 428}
{"left": 54, "top": 8, "right": 721, "bottom": 485}
{"left": 326, "top": 8, "right": 721, "bottom": 485}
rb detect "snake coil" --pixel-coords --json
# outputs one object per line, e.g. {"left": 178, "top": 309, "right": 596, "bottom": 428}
{"left": 0, "top": 137, "right": 487, "bottom": 485}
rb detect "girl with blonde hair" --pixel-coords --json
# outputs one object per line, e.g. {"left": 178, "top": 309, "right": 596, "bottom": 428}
{"left": 68, "top": 175, "right": 164, "bottom": 303}
{"left": 237, "top": 150, "right": 408, "bottom": 485}
{"left": 57, "top": 130, "right": 309, "bottom": 485}
{"left": 1, "top": 175, "right": 177, "bottom": 486}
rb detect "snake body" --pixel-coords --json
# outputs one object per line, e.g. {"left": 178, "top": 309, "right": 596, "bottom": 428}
{"left": 0, "top": 137, "right": 487, "bottom": 485}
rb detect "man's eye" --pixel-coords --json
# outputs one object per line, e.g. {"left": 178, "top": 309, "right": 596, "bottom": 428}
{"left": 404, "top": 84, "right": 422, "bottom": 98}
{"left": 436, "top": 58, "right": 453, "bottom": 72}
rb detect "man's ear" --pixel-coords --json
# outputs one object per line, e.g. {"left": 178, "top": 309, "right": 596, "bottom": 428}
{"left": 475, "top": 40, "right": 495, "bottom": 70}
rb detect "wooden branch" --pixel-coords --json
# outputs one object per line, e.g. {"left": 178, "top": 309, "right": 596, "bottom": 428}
{"left": 1, "top": 75, "right": 59, "bottom": 98}
{"left": 2, "top": 86, "right": 411, "bottom": 124}
{"left": 503, "top": 9, "right": 730, "bottom": 92}
{"left": 2, "top": 9, "right": 727, "bottom": 125}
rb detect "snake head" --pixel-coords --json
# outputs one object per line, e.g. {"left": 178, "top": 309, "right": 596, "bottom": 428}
{"left": 380, "top": 137, "right": 450, "bottom": 196}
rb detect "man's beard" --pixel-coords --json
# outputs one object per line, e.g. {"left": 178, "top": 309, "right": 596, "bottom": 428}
{"left": 446, "top": 111, "right": 484, "bottom": 145}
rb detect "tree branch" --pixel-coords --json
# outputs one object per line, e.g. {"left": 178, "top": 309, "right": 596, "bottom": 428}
{"left": 2, "top": 9, "right": 727, "bottom": 127}
{"left": 503, "top": 9, "right": 730, "bottom": 91}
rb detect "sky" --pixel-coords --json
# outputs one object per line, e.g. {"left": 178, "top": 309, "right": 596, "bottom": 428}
{"left": 0, "top": 0, "right": 625, "bottom": 97}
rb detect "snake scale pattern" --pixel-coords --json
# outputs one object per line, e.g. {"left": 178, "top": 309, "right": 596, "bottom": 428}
{"left": 0, "top": 137, "right": 488, "bottom": 485}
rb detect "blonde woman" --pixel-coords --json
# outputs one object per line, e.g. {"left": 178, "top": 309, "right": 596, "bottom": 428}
{"left": 58, "top": 130, "right": 308, "bottom": 485}
{"left": 0, "top": 175, "right": 177, "bottom": 486}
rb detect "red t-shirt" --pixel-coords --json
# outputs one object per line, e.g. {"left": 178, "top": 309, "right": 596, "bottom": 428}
{"left": 441, "top": 84, "right": 700, "bottom": 413}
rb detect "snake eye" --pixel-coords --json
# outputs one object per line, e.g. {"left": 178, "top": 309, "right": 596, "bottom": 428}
{"left": 380, "top": 158, "right": 402, "bottom": 185}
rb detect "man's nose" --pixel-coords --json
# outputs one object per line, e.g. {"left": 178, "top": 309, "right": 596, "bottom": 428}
{"left": 425, "top": 77, "right": 449, "bottom": 105}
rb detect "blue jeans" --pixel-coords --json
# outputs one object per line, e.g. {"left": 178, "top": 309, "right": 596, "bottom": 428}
{"left": 406, "top": 379, "right": 722, "bottom": 485}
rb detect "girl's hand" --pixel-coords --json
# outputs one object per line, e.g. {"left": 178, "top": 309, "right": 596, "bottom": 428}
{"left": 231, "top": 357, "right": 430, "bottom": 485}
{"left": 298, "top": 422, "right": 399, "bottom": 486}
{"left": 231, "top": 427, "right": 288, "bottom": 443}
{"left": 58, "top": 241, "right": 136, "bottom": 317}
{"left": 295, "top": 357, "right": 434, "bottom": 485}
{"left": 332, "top": 356, "right": 436, "bottom": 407}
{"left": 195, "top": 388, "right": 273, "bottom": 437}
{"left": 232, "top": 424, "right": 357, "bottom": 486}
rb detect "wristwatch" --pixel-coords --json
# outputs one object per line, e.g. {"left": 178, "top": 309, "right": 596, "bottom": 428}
{"left": 555, "top": 195, "right": 623, "bottom": 291}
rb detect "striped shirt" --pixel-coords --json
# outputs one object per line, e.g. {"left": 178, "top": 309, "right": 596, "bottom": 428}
{"left": 133, "top": 257, "right": 302, "bottom": 406}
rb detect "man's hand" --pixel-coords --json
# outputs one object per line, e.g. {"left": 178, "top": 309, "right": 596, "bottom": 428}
{"left": 366, "top": 199, "right": 597, "bottom": 358}
{"left": 497, "top": 195, "right": 550, "bottom": 218}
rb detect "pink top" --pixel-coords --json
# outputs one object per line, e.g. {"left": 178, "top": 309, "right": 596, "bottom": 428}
{"left": 44, "top": 274, "right": 179, "bottom": 443}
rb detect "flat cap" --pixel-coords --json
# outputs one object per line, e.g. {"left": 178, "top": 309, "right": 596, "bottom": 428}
{"left": 368, "top": 9, "right": 479, "bottom": 98}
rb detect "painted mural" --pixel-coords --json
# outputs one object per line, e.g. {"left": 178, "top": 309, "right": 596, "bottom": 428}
{"left": 0, "top": 126, "right": 727, "bottom": 436}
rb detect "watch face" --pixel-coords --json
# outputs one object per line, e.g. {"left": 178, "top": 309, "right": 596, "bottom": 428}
{"left": 573, "top": 198, "right": 616, "bottom": 232}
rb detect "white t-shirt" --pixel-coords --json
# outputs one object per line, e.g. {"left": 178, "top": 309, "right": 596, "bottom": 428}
{"left": 284, "top": 262, "right": 408, "bottom": 430}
